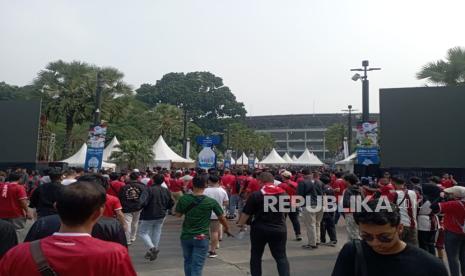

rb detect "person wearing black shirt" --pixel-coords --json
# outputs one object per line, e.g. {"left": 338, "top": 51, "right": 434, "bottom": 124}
{"left": 320, "top": 175, "right": 337, "bottom": 246}
{"left": 24, "top": 214, "right": 127, "bottom": 247}
{"left": 0, "top": 220, "right": 18, "bottom": 258}
{"left": 238, "top": 172, "right": 290, "bottom": 276}
{"left": 29, "top": 169, "right": 63, "bottom": 218}
{"left": 332, "top": 199, "right": 447, "bottom": 276}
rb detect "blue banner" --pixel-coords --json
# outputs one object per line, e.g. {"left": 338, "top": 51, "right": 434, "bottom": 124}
{"left": 248, "top": 153, "right": 255, "bottom": 170}
{"left": 357, "top": 147, "right": 380, "bottom": 166}
{"left": 84, "top": 124, "right": 107, "bottom": 170}
{"left": 195, "top": 135, "right": 222, "bottom": 147}
{"left": 198, "top": 147, "right": 216, "bottom": 169}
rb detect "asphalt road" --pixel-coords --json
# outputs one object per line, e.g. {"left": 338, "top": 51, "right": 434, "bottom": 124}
{"left": 130, "top": 216, "right": 347, "bottom": 276}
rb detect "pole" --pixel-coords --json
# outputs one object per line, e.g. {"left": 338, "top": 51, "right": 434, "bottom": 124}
{"left": 226, "top": 124, "right": 230, "bottom": 149}
{"left": 362, "top": 78, "right": 369, "bottom": 123}
{"left": 182, "top": 108, "right": 188, "bottom": 158}
{"left": 348, "top": 105, "right": 352, "bottom": 155}
{"left": 93, "top": 71, "right": 103, "bottom": 126}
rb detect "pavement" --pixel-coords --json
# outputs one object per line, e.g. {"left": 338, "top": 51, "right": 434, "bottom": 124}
{"left": 130, "top": 216, "right": 348, "bottom": 276}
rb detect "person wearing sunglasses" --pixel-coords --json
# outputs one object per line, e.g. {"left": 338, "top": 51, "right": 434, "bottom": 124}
{"left": 331, "top": 198, "right": 447, "bottom": 276}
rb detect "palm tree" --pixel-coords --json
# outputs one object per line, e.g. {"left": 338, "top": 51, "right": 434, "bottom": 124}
{"left": 110, "top": 140, "right": 154, "bottom": 169}
{"left": 35, "top": 60, "right": 131, "bottom": 157}
{"left": 417, "top": 47, "right": 465, "bottom": 86}
{"left": 150, "top": 104, "right": 183, "bottom": 145}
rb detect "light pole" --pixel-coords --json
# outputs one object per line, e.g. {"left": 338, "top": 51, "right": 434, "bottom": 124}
{"left": 93, "top": 71, "right": 104, "bottom": 126}
{"left": 182, "top": 107, "right": 188, "bottom": 158}
{"left": 350, "top": 60, "right": 381, "bottom": 123}
{"left": 342, "top": 105, "right": 358, "bottom": 155}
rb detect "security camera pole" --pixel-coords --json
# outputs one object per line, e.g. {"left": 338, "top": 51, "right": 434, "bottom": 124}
{"left": 350, "top": 61, "right": 381, "bottom": 123}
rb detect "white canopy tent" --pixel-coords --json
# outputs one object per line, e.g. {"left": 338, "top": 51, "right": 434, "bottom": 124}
{"left": 151, "top": 136, "right": 194, "bottom": 168}
{"left": 335, "top": 152, "right": 357, "bottom": 172}
{"left": 294, "top": 149, "right": 324, "bottom": 166}
{"left": 236, "top": 153, "right": 249, "bottom": 165}
{"left": 292, "top": 155, "right": 298, "bottom": 161}
{"left": 259, "top": 148, "right": 287, "bottom": 165}
{"left": 282, "top": 153, "right": 294, "bottom": 163}
{"left": 102, "top": 136, "right": 120, "bottom": 162}
{"left": 60, "top": 143, "right": 116, "bottom": 169}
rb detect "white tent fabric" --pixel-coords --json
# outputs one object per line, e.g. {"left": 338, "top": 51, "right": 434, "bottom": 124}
{"left": 255, "top": 157, "right": 259, "bottom": 164}
{"left": 335, "top": 153, "right": 357, "bottom": 165}
{"left": 260, "top": 148, "right": 287, "bottom": 165}
{"left": 282, "top": 153, "right": 294, "bottom": 163}
{"left": 236, "top": 153, "right": 249, "bottom": 165}
{"left": 294, "top": 149, "right": 324, "bottom": 166}
{"left": 292, "top": 155, "right": 298, "bottom": 161}
{"left": 102, "top": 136, "right": 120, "bottom": 162}
{"left": 60, "top": 143, "right": 116, "bottom": 169}
{"left": 152, "top": 136, "right": 194, "bottom": 163}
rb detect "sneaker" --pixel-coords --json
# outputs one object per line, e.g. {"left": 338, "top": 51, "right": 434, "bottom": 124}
{"left": 208, "top": 251, "right": 218, "bottom": 258}
{"left": 329, "top": 241, "right": 337, "bottom": 247}
{"left": 149, "top": 248, "right": 160, "bottom": 261}
{"left": 130, "top": 238, "right": 136, "bottom": 243}
{"left": 144, "top": 251, "right": 151, "bottom": 260}
{"left": 302, "top": 244, "right": 318, "bottom": 250}
{"left": 295, "top": 235, "right": 302, "bottom": 241}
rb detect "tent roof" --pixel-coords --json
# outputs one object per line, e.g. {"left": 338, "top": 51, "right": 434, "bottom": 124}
{"left": 282, "top": 153, "right": 294, "bottom": 163}
{"left": 294, "top": 149, "right": 324, "bottom": 166}
{"left": 152, "top": 136, "right": 194, "bottom": 163}
{"left": 236, "top": 153, "right": 249, "bottom": 165}
{"left": 292, "top": 155, "right": 298, "bottom": 161}
{"left": 335, "top": 153, "right": 357, "bottom": 165}
{"left": 60, "top": 143, "right": 116, "bottom": 169}
{"left": 102, "top": 136, "right": 120, "bottom": 161}
{"left": 260, "top": 148, "right": 287, "bottom": 165}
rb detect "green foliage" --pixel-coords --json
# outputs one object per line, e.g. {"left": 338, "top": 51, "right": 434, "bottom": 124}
{"left": 417, "top": 47, "right": 465, "bottom": 86}
{"left": 135, "top": 72, "right": 247, "bottom": 132}
{"left": 325, "top": 123, "right": 345, "bottom": 155}
{"left": 110, "top": 140, "right": 154, "bottom": 169}
{"left": 228, "top": 123, "right": 275, "bottom": 159}
{"left": 0, "top": 82, "right": 41, "bottom": 101}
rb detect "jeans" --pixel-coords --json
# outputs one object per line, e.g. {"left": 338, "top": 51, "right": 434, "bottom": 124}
{"left": 181, "top": 238, "right": 209, "bottom": 276}
{"left": 288, "top": 210, "right": 301, "bottom": 236}
{"left": 320, "top": 213, "right": 337, "bottom": 243}
{"left": 418, "top": 230, "right": 436, "bottom": 255}
{"left": 124, "top": 210, "right": 141, "bottom": 242}
{"left": 250, "top": 227, "right": 290, "bottom": 276}
{"left": 228, "top": 194, "right": 244, "bottom": 216}
{"left": 139, "top": 218, "right": 165, "bottom": 249}
{"left": 302, "top": 208, "right": 323, "bottom": 246}
{"left": 445, "top": 230, "right": 465, "bottom": 276}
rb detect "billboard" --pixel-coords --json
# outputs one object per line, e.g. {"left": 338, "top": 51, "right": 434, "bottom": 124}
{"left": 380, "top": 86, "right": 465, "bottom": 168}
{"left": 0, "top": 101, "right": 41, "bottom": 167}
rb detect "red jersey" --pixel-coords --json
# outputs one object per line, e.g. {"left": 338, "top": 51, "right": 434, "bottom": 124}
{"left": 439, "top": 200, "right": 465, "bottom": 235}
{"left": 169, "top": 178, "right": 184, "bottom": 193}
{"left": 278, "top": 180, "right": 298, "bottom": 196}
{"left": 221, "top": 174, "right": 236, "bottom": 191}
{"left": 0, "top": 233, "right": 136, "bottom": 275}
{"left": 331, "top": 179, "right": 347, "bottom": 201}
{"left": 441, "top": 179, "right": 454, "bottom": 189}
{"left": 233, "top": 175, "right": 248, "bottom": 195}
{"left": 246, "top": 177, "right": 261, "bottom": 193}
{"left": 0, "top": 182, "right": 27, "bottom": 218}
{"left": 107, "top": 181, "right": 125, "bottom": 197}
{"left": 103, "top": 194, "right": 122, "bottom": 218}
{"left": 380, "top": 183, "right": 395, "bottom": 196}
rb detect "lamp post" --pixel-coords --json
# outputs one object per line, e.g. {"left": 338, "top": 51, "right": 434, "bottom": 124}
{"left": 342, "top": 105, "right": 358, "bottom": 155}
{"left": 93, "top": 71, "right": 104, "bottom": 125}
{"left": 182, "top": 107, "right": 188, "bottom": 158}
{"left": 350, "top": 60, "right": 381, "bottom": 123}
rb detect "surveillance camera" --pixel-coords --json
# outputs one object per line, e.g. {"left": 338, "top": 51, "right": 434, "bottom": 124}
{"left": 351, "top": 73, "right": 361, "bottom": 81}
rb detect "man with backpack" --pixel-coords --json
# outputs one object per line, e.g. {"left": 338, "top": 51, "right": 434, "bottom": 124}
{"left": 119, "top": 171, "right": 148, "bottom": 245}
{"left": 176, "top": 176, "right": 231, "bottom": 276}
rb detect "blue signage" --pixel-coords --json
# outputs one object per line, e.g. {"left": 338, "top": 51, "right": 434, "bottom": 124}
{"left": 84, "top": 124, "right": 107, "bottom": 170}
{"left": 195, "top": 135, "right": 222, "bottom": 148}
{"left": 248, "top": 153, "right": 255, "bottom": 170}
{"left": 357, "top": 147, "right": 380, "bottom": 166}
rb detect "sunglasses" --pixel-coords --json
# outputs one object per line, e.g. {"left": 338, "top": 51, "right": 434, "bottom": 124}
{"left": 360, "top": 231, "right": 397, "bottom": 243}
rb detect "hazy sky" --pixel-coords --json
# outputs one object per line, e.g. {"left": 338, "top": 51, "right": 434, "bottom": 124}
{"left": 1, "top": 0, "right": 464, "bottom": 115}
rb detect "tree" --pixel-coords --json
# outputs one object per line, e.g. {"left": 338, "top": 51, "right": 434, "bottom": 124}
{"left": 110, "top": 140, "right": 154, "bottom": 169}
{"left": 135, "top": 72, "right": 246, "bottom": 132}
{"left": 325, "top": 123, "right": 345, "bottom": 156}
{"left": 0, "top": 82, "right": 41, "bottom": 101}
{"left": 228, "top": 123, "right": 275, "bottom": 159}
{"left": 150, "top": 104, "right": 183, "bottom": 145}
{"left": 35, "top": 60, "right": 131, "bottom": 157}
{"left": 417, "top": 47, "right": 465, "bottom": 86}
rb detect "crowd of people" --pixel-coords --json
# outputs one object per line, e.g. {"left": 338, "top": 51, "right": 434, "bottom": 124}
{"left": 0, "top": 166, "right": 464, "bottom": 276}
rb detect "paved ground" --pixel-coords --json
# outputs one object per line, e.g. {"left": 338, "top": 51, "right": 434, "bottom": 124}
{"left": 130, "top": 216, "right": 347, "bottom": 276}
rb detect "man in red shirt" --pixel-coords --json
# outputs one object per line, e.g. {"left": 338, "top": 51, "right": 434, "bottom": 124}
{"left": 279, "top": 170, "right": 301, "bottom": 241}
{"left": 107, "top": 173, "right": 125, "bottom": 197}
{"left": 331, "top": 172, "right": 347, "bottom": 225}
{"left": 0, "top": 181, "right": 136, "bottom": 276}
{"left": 221, "top": 169, "right": 236, "bottom": 194}
{"left": 0, "top": 172, "right": 29, "bottom": 234}
{"left": 440, "top": 173, "right": 457, "bottom": 189}
{"left": 169, "top": 171, "right": 185, "bottom": 214}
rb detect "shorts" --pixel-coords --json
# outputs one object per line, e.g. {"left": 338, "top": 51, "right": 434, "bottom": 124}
{"left": 210, "top": 220, "right": 221, "bottom": 232}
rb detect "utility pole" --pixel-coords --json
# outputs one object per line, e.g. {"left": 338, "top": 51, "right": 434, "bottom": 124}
{"left": 350, "top": 60, "right": 381, "bottom": 123}
{"left": 182, "top": 108, "right": 188, "bottom": 158}
{"left": 93, "top": 71, "right": 104, "bottom": 126}
{"left": 342, "top": 105, "right": 358, "bottom": 155}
